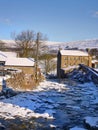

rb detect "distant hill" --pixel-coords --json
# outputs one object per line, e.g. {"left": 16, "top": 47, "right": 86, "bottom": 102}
{"left": 45, "top": 39, "right": 98, "bottom": 50}
{"left": 0, "top": 40, "right": 16, "bottom": 48}
{"left": 1, "top": 39, "right": 98, "bottom": 50}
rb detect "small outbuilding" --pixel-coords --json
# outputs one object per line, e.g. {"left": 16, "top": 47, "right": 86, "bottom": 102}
{"left": 5, "top": 57, "right": 35, "bottom": 74}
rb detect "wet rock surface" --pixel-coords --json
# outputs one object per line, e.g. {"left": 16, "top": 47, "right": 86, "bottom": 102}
{"left": 67, "top": 68, "right": 92, "bottom": 83}
{"left": 0, "top": 79, "right": 98, "bottom": 130}
{"left": 0, "top": 88, "right": 17, "bottom": 98}
{"left": 0, "top": 122, "right": 6, "bottom": 130}
{"left": 0, "top": 79, "right": 18, "bottom": 99}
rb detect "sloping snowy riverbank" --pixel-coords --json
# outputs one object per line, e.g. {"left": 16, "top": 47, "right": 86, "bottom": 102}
{"left": 0, "top": 79, "right": 98, "bottom": 129}
{"left": 0, "top": 80, "right": 68, "bottom": 119}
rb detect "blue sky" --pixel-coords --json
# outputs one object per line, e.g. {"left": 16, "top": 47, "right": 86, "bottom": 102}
{"left": 0, "top": 0, "right": 98, "bottom": 42}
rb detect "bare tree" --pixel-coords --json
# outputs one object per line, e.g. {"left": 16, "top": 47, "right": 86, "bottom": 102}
{"left": 13, "top": 30, "right": 35, "bottom": 57}
{"left": 89, "top": 48, "right": 98, "bottom": 60}
{"left": 13, "top": 30, "right": 47, "bottom": 83}
{"left": 39, "top": 53, "right": 56, "bottom": 75}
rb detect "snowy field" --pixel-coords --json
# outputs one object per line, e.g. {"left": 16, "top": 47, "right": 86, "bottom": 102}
{"left": 0, "top": 79, "right": 98, "bottom": 129}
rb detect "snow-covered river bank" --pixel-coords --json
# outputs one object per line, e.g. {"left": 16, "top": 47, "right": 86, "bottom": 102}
{"left": 0, "top": 79, "right": 98, "bottom": 129}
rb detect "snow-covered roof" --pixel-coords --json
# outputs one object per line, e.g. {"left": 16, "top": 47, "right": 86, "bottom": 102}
{"left": 0, "top": 51, "right": 17, "bottom": 58}
{"left": 0, "top": 58, "right": 6, "bottom": 61}
{"left": 0, "top": 51, "right": 7, "bottom": 58}
{"left": 0, "top": 51, "right": 34, "bottom": 67}
{"left": 4, "top": 52, "right": 17, "bottom": 57}
{"left": 5, "top": 58, "right": 35, "bottom": 67}
{"left": 60, "top": 50, "right": 89, "bottom": 56}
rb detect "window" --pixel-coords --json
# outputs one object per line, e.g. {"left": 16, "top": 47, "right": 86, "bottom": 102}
{"left": 65, "top": 57, "right": 68, "bottom": 60}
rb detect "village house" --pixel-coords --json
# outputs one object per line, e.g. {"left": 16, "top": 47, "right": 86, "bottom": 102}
{"left": 5, "top": 57, "right": 35, "bottom": 74}
{"left": 0, "top": 51, "right": 35, "bottom": 74}
{"left": 0, "top": 51, "right": 38, "bottom": 90}
{"left": 5, "top": 57, "right": 37, "bottom": 90}
{"left": 57, "top": 50, "right": 92, "bottom": 78}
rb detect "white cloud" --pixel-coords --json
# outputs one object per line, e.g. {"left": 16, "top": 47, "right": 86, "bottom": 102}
{"left": 93, "top": 11, "right": 98, "bottom": 18}
{"left": 0, "top": 18, "right": 12, "bottom": 25}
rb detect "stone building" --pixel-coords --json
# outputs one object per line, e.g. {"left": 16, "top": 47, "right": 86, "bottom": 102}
{"left": 5, "top": 57, "right": 35, "bottom": 74}
{"left": 0, "top": 51, "right": 35, "bottom": 74}
{"left": 57, "top": 50, "right": 92, "bottom": 78}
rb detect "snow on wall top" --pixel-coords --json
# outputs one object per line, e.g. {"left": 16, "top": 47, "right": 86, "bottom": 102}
{"left": 60, "top": 50, "right": 89, "bottom": 56}
{"left": 92, "top": 60, "right": 98, "bottom": 63}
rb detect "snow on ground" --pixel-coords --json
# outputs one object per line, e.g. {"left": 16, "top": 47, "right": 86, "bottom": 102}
{"left": 0, "top": 80, "right": 68, "bottom": 120}
{"left": 0, "top": 79, "right": 98, "bottom": 129}
{"left": 95, "top": 69, "right": 98, "bottom": 72}
{"left": 70, "top": 126, "right": 87, "bottom": 130}
{"left": 84, "top": 116, "right": 98, "bottom": 128}
{"left": 0, "top": 102, "right": 54, "bottom": 119}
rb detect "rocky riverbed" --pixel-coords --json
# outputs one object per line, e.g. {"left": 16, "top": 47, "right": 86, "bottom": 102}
{"left": 0, "top": 79, "right": 98, "bottom": 130}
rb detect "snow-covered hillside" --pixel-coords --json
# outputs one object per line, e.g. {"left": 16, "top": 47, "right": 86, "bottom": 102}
{"left": 45, "top": 39, "right": 98, "bottom": 50}
{"left": 1, "top": 40, "right": 16, "bottom": 48}
{"left": 1, "top": 39, "right": 98, "bottom": 50}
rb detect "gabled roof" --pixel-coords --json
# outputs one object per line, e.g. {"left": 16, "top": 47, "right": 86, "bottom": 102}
{"left": 60, "top": 50, "right": 89, "bottom": 56}
{"left": 0, "top": 51, "right": 35, "bottom": 67}
{"left": 5, "top": 58, "right": 35, "bottom": 67}
{"left": 0, "top": 51, "right": 7, "bottom": 58}
{"left": 0, "top": 51, "right": 17, "bottom": 58}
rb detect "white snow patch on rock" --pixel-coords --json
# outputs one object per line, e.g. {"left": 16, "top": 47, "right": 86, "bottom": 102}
{"left": 0, "top": 102, "right": 54, "bottom": 119}
{"left": 70, "top": 126, "right": 87, "bottom": 130}
{"left": 0, "top": 80, "right": 68, "bottom": 120}
{"left": 84, "top": 116, "right": 98, "bottom": 128}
